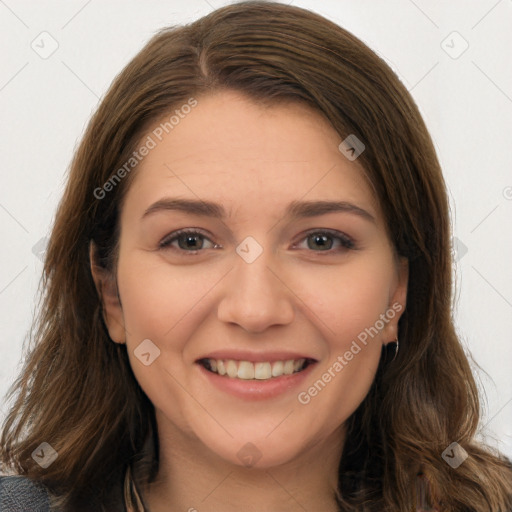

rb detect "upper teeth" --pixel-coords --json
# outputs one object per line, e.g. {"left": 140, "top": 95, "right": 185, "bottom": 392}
{"left": 204, "top": 358, "right": 307, "bottom": 380}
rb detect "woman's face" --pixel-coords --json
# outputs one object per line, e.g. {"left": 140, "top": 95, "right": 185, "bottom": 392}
{"left": 95, "top": 89, "right": 408, "bottom": 469}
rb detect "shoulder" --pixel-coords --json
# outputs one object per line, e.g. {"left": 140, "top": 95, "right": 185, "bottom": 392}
{"left": 0, "top": 475, "right": 51, "bottom": 511}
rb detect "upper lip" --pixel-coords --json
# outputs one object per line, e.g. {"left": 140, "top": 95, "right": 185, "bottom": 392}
{"left": 196, "top": 350, "right": 318, "bottom": 363}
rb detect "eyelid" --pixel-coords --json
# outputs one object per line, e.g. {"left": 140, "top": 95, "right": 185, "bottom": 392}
{"left": 159, "top": 228, "right": 218, "bottom": 251}
{"left": 159, "top": 227, "right": 356, "bottom": 253}
{"left": 292, "top": 228, "right": 356, "bottom": 251}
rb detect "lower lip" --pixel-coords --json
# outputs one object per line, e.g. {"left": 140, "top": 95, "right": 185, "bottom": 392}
{"left": 197, "top": 362, "right": 317, "bottom": 400}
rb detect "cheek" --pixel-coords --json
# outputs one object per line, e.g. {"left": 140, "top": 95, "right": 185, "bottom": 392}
{"left": 295, "top": 269, "right": 389, "bottom": 429}
{"left": 291, "top": 259, "right": 393, "bottom": 413}
{"left": 117, "top": 252, "right": 219, "bottom": 337}
{"left": 298, "top": 256, "right": 395, "bottom": 348}
{"left": 116, "top": 253, "right": 232, "bottom": 388}
{"left": 116, "top": 255, "right": 219, "bottom": 423}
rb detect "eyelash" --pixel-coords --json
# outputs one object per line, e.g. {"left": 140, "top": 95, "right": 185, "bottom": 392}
{"left": 158, "top": 228, "right": 356, "bottom": 254}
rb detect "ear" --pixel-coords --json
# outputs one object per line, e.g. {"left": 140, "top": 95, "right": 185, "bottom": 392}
{"left": 382, "top": 255, "right": 409, "bottom": 343}
{"left": 89, "top": 241, "right": 126, "bottom": 344}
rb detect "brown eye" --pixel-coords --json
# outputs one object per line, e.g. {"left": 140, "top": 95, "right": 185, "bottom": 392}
{"left": 178, "top": 233, "right": 204, "bottom": 250}
{"left": 308, "top": 233, "right": 333, "bottom": 251}
{"left": 296, "top": 230, "right": 356, "bottom": 252}
{"left": 159, "top": 230, "right": 217, "bottom": 252}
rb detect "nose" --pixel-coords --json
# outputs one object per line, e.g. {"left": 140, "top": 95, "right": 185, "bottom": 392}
{"left": 216, "top": 246, "right": 295, "bottom": 334}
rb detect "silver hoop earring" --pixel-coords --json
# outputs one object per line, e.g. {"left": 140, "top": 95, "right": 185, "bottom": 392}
{"left": 390, "top": 337, "right": 399, "bottom": 361}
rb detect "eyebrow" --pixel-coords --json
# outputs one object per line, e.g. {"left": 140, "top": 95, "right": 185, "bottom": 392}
{"left": 141, "top": 198, "right": 376, "bottom": 223}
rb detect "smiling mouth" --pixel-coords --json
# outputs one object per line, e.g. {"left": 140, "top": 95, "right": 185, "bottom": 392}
{"left": 197, "top": 358, "right": 315, "bottom": 380}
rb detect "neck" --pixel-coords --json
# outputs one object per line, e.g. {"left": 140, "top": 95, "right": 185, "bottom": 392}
{"left": 140, "top": 411, "right": 345, "bottom": 512}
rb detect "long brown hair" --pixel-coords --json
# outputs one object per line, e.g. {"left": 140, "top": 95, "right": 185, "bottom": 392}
{"left": 2, "top": 2, "right": 511, "bottom": 510}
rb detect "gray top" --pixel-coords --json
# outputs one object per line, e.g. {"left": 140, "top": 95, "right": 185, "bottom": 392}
{"left": 0, "top": 476, "right": 51, "bottom": 511}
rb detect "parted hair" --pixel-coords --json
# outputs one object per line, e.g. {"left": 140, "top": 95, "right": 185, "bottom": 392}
{"left": 1, "top": 2, "right": 512, "bottom": 511}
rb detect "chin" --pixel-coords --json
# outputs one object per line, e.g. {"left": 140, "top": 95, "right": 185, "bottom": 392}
{"left": 198, "top": 431, "right": 307, "bottom": 470}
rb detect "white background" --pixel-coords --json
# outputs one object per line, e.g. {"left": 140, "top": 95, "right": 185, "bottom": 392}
{"left": 1, "top": 0, "right": 511, "bottom": 460}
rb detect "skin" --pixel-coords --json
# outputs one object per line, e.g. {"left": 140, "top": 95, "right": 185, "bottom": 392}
{"left": 91, "top": 90, "right": 408, "bottom": 512}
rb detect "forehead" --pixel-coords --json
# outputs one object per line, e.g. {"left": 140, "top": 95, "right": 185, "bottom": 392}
{"left": 122, "top": 90, "right": 382, "bottom": 223}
